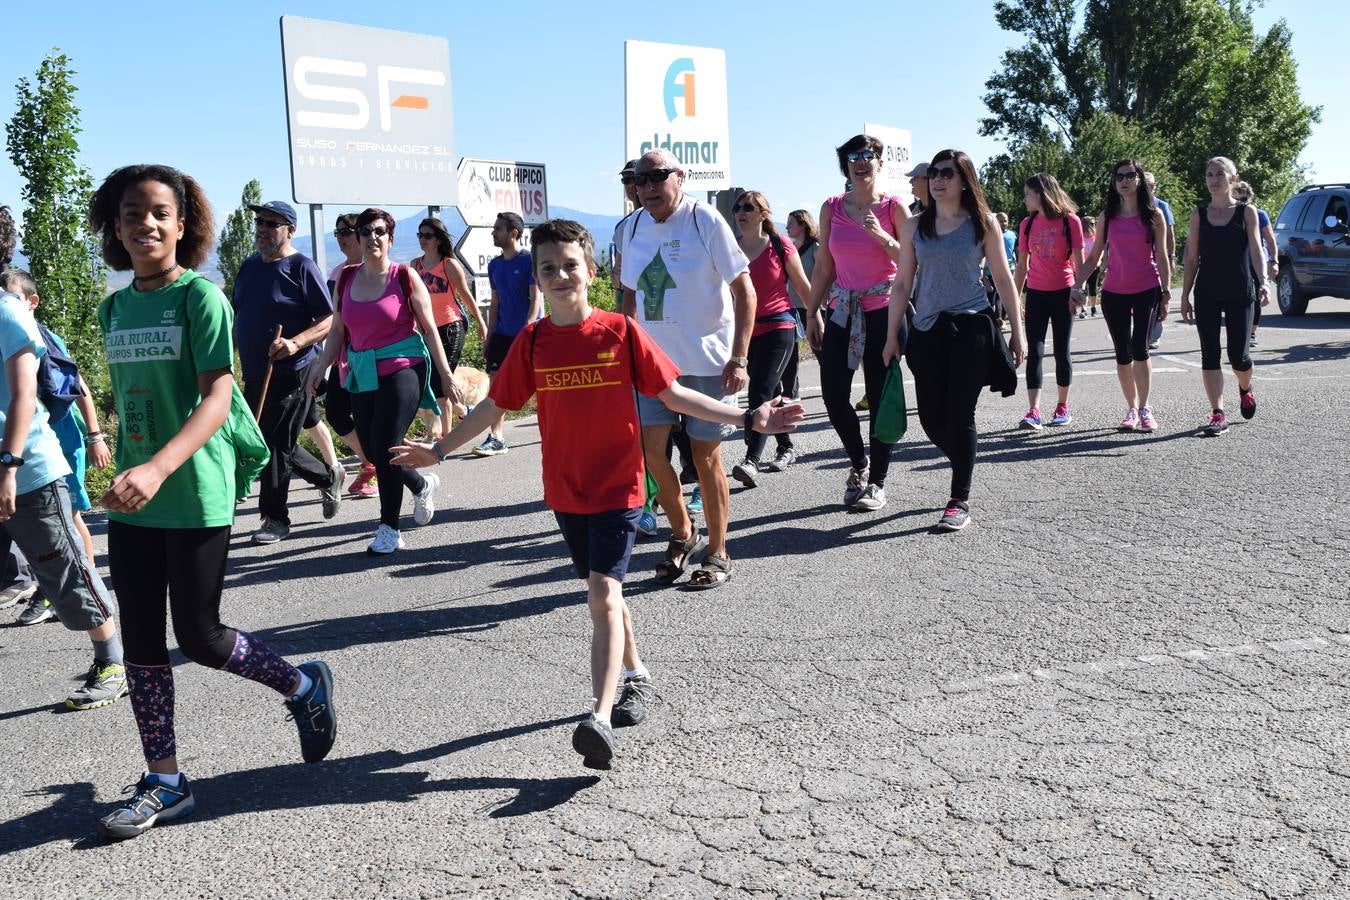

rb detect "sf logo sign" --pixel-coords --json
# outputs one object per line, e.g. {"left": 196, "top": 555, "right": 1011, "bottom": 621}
{"left": 663, "top": 58, "right": 695, "bottom": 122}
{"left": 292, "top": 56, "right": 445, "bottom": 132}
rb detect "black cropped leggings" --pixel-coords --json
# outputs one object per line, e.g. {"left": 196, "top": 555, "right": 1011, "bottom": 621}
{"left": 818, "top": 306, "right": 903, "bottom": 486}
{"left": 110, "top": 522, "right": 235, "bottom": 668}
{"left": 906, "top": 314, "right": 991, "bottom": 502}
{"left": 743, "top": 328, "right": 797, "bottom": 463}
{"left": 1195, "top": 293, "right": 1254, "bottom": 372}
{"left": 351, "top": 362, "right": 428, "bottom": 528}
{"left": 1024, "top": 288, "right": 1074, "bottom": 390}
{"left": 1101, "top": 287, "right": 1159, "bottom": 365}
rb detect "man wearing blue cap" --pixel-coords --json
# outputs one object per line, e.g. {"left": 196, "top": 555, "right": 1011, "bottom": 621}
{"left": 232, "top": 200, "right": 341, "bottom": 545}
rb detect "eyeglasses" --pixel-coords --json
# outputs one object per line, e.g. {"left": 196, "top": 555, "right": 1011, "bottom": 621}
{"left": 732, "top": 203, "right": 760, "bottom": 213}
{"left": 255, "top": 218, "right": 289, "bottom": 230}
{"left": 627, "top": 168, "right": 676, "bottom": 186}
{"left": 417, "top": 232, "right": 437, "bottom": 240}
{"left": 928, "top": 166, "right": 958, "bottom": 181}
{"left": 846, "top": 151, "right": 879, "bottom": 163}
{"left": 357, "top": 225, "right": 389, "bottom": 238}
{"left": 1114, "top": 171, "right": 1141, "bottom": 182}
{"left": 334, "top": 226, "right": 355, "bottom": 238}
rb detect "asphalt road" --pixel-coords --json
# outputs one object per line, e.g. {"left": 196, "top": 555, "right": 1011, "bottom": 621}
{"left": 3, "top": 299, "right": 1349, "bottom": 898}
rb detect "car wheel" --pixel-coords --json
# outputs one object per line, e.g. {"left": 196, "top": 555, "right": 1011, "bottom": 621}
{"left": 1278, "top": 266, "right": 1308, "bottom": 316}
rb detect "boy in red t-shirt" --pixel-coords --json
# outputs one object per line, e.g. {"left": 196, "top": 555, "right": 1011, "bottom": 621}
{"left": 393, "top": 219, "right": 802, "bottom": 769}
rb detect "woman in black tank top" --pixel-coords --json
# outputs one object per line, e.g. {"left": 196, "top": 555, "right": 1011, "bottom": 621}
{"left": 1179, "top": 156, "right": 1269, "bottom": 436}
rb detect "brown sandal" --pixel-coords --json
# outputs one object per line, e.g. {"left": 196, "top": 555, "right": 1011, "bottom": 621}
{"left": 655, "top": 532, "right": 707, "bottom": 583}
{"left": 687, "top": 552, "right": 732, "bottom": 590}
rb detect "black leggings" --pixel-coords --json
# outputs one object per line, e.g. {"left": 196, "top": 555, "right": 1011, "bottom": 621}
{"left": 818, "top": 306, "right": 902, "bottom": 486}
{"left": 1024, "top": 288, "right": 1074, "bottom": 390}
{"left": 109, "top": 522, "right": 235, "bottom": 668}
{"left": 1101, "top": 287, "right": 1159, "bottom": 364}
{"left": 1195, "top": 293, "right": 1255, "bottom": 371}
{"left": 907, "top": 314, "right": 991, "bottom": 502}
{"left": 743, "top": 328, "right": 797, "bottom": 462}
{"left": 351, "top": 363, "right": 428, "bottom": 527}
{"left": 429, "top": 320, "right": 467, "bottom": 398}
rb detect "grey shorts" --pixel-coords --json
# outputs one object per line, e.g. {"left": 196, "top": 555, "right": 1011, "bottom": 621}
{"left": 6, "top": 479, "right": 116, "bottom": 631}
{"left": 636, "top": 373, "right": 734, "bottom": 442}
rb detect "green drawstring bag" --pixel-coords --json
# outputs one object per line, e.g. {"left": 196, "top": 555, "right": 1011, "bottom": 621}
{"left": 874, "top": 359, "right": 908, "bottom": 444}
{"left": 642, "top": 468, "right": 659, "bottom": 513}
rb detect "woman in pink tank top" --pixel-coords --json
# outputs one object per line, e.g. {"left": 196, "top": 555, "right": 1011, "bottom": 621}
{"left": 309, "top": 208, "right": 456, "bottom": 556}
{"left": 1074, "top": 158, "right": 1172, "bottom": 433}
{"left": 804, "top": 133, "right": 910, "bottom": 512}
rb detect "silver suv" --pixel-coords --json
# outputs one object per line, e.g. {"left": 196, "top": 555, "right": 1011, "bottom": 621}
{"left": 1274, "top": 183, "right": 1350, "bottom": 316}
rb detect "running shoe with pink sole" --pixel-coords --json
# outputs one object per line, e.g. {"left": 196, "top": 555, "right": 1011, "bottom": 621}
{"left": 1137, "top": 406, "right": 1157, "bottom": 432}
{"left": 1119, "top": 408, "right": 1139, "bottom": 431}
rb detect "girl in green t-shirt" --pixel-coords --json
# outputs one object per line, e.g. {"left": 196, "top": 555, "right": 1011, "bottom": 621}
{"left": 86, "top": 164, "right": 338, "bottom": 840}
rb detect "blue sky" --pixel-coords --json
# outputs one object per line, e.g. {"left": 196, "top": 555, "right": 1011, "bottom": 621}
{"left": 3, "top": 1, "right": 1345, "bottom": 240}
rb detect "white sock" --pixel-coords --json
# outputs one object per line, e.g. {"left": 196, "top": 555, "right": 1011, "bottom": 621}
{"left": 288, "top": 670, "right": 313, "bottom": 699}
{"left": 622, "top": 665, "right": 650, "bottom": 681}
{"left": 148, "top": 771, "right": 183, "bottom": 788}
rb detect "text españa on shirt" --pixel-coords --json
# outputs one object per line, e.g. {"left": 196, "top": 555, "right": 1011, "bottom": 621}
{"left": 105, "top": 325, "right": 184, "bottom": 364}
{"left": 536, "top": 355, "right": 622, "bottom": 392}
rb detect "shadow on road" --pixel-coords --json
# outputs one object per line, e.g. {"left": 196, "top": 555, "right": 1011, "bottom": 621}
{"left": 0, "top": 716, "right": 596, "bottom": 854}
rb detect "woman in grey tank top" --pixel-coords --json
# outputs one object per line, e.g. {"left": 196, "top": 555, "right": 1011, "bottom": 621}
{"left": 883, "top": 149, "right": 1026, "bottom": 532}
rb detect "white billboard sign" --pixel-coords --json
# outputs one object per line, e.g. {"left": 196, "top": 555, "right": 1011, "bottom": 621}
{"left": 863, "top": 122, "right": 914, "bottom": 207}
{"left": 625, "top": 41, "right": 730, "bottom": 191}
{"left": 457, "top": 158, "right": 549, "bottom": 228}
{"left": 455, "top": 227, "right": 533, "bottom": 278}
{"left": 280, "top": 16, "right": 456, "bottom": 205}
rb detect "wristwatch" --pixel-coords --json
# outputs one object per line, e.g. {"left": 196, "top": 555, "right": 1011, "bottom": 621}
{"left": 730, "top": 355, "right": 749, "bottom": 367}
{"left": 0, "top": 452, "right": 24, "bottom": 468}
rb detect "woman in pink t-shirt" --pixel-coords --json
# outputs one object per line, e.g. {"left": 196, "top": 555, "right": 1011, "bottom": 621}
{"left": 1012, "top": 173, "right": 1085, "bottom": 429}
{"left": 729, "top": 191, "right": 812, "bottom": 488}
{"left": 804, "top": 134, "right": 910, "bottom": 512}
{"left": 1074, "top": 159, "right": 1172, "bottom": 433}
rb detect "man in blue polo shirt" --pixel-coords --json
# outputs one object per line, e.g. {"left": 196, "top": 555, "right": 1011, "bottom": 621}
{"left": 473, "top": 211, "right": 541, "bottom": 457}
{"left": 232, "top": 200, "right": 340, "bottom": 545}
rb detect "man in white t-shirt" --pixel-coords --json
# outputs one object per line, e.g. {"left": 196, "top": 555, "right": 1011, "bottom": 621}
{"left": 620, "top": 149, "right": 754, "bottom": 590}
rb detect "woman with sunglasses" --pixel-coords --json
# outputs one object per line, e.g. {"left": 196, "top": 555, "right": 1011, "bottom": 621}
{"left": 325, "top": 214, "right": 377, "bottom": 498}
{"left": 1178, "top": 157, "right": 1268, "bottom": 436}
{"left": 309, "top": 209, "right": 457, "bottom": 555}
{"left": 805, "top": 134, "right": 909, "bottom": 511}
{"left": 1072, "top": 159, "right": 1171, "bottom": 432}
{"left": 883, "top": 150, "right": 1026, "bottom": 532}
{"left": 411, "top": 217, "right": 487, "bottom": 440}
{"left": 1012, "top": 172, "right": 1085, "bottom": 429}
{"left": 729, "top": 191, "right": 812, "bottom": 487}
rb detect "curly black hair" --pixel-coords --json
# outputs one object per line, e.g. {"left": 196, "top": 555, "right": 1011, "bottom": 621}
{"left": 0, "top": 204, "right": 16, "bottom": 268}
{"left": 88, "top": 164, "right": 216, "bottom": 271}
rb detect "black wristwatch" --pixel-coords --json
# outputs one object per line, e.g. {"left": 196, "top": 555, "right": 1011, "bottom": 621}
{"left": 0, "top": 451, "right": 24, "bottom": 468}
{"left": 742, "top": 409, "right": 755, "bottom": 433}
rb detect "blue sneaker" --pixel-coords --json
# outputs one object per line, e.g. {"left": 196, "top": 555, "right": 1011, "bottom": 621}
{"left": 1048, "top": 402, "right": 1072, "bottom": 427}
{"left": 687, "top": 486, "right": 703, "bottom": 514}
{"left": 285, "top": 660, "right": 337, "bottom": 763}
{"left": 636, "top": 508, "right": 658, "bottom": 536}
{"left": 97, "top": 773, "right": 196, "bottom": 840}
{"left": 1018, "top": 408, "right": 1043, "bottom": 431}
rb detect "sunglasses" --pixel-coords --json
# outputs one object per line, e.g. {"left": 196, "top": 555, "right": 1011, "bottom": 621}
{"left": 334, "top": 226, "right": 355, "bottom": 238}
{"left": 1114, "top": 171, "right": 1141, "bottom": 182}
{"left": 732, "top": 203, "right": 760, "bottom": 213}
{"left": 255, "top": 218, "right": 289, "bottom": 230}
{"left": 417, "top": 232, "right": 437, "bottom": 240}
{"left": 357, "top": 225, "right": 389, "bottom": 238}
{"left": 626, "top": 168, "right": 676, "bottom": 186}
{"left": 928, "top": 166, "right": 958, "bottom": 181}
{"left": 846, "top": 151, "right": 879, "bottom": 163}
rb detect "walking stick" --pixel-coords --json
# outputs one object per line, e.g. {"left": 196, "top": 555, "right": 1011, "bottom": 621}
{"left": 253, "top": 324, "right": 284, "bottom": 422}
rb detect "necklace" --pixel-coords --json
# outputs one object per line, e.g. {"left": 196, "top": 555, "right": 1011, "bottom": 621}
{"left": 132, "top": 263, "right": 178, "bottom": 287}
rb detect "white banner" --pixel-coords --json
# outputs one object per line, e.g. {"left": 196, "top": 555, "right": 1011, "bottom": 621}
{"left": 456, "top": 158, "right": 549, "bottom": 228}
{"left": 280, "top": 16, "right": 456, "bottom": 205}
{"left": 863, "top": 122, "right": 914, "bottom": 207}
{"left": 625, "top": 40, "right": 730, "bottom": 191}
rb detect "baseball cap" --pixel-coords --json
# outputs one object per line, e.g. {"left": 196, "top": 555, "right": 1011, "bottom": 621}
{"left": 904, "top": 163, "right": 929, "bottom": 178}
{"left": 248, "top": 200, "right": 298, "bottom": 226}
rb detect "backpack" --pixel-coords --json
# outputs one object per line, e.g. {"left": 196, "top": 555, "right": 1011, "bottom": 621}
{"left": 1017, "top": 211, "right": 1073, "bottom": 259}
{"left": 35, "top": 322, "right": 85, "bottom": 423}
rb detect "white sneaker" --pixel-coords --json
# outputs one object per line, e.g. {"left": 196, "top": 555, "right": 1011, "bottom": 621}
{"left": 412, "top": 472, "right": 439, "bottom": 526}
{"left": 367, "top": 524, "right": 406, "bottom": 556}
{"left": 854, "top": 483, "right": 887, "bottom": 511}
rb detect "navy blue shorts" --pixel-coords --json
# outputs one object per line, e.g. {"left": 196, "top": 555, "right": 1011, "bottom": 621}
{"left": 553, "top": 507, "right": 641, "bottom": 581}
{"left": 484, "top": 331, "right": 516, "bottom": 375}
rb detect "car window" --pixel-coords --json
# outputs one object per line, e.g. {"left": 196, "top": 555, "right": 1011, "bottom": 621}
{"left": 1324, "top": 195, "right": 1349, "bottom": 233}
{"left": 1276, "top": 195, "right": 1309, "bottom": 231}
{"left": 1296, "top": 194, "right": 1326, "bottom": 231}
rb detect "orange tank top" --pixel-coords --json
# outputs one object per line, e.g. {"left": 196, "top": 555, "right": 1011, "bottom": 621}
{"left": 412, "top": 256, "right": 462, "bottom": 327}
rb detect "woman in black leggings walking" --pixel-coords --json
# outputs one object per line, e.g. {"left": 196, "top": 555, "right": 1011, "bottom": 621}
{"left": 1179, "top": 157, "right": 1269, "bottom": 436}
{"left": 883, "top": 150, "right": 1026, "bottom": 532}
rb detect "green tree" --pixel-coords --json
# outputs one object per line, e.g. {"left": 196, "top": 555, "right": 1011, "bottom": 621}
{"left": 217, "top": 179, "right": 262, "bottom": 297}
{"left": 5, "top": 51, "right": 108, "bottom": 398}
{"left": 981, "top": 0, "right": 1319, "bottom": 208}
